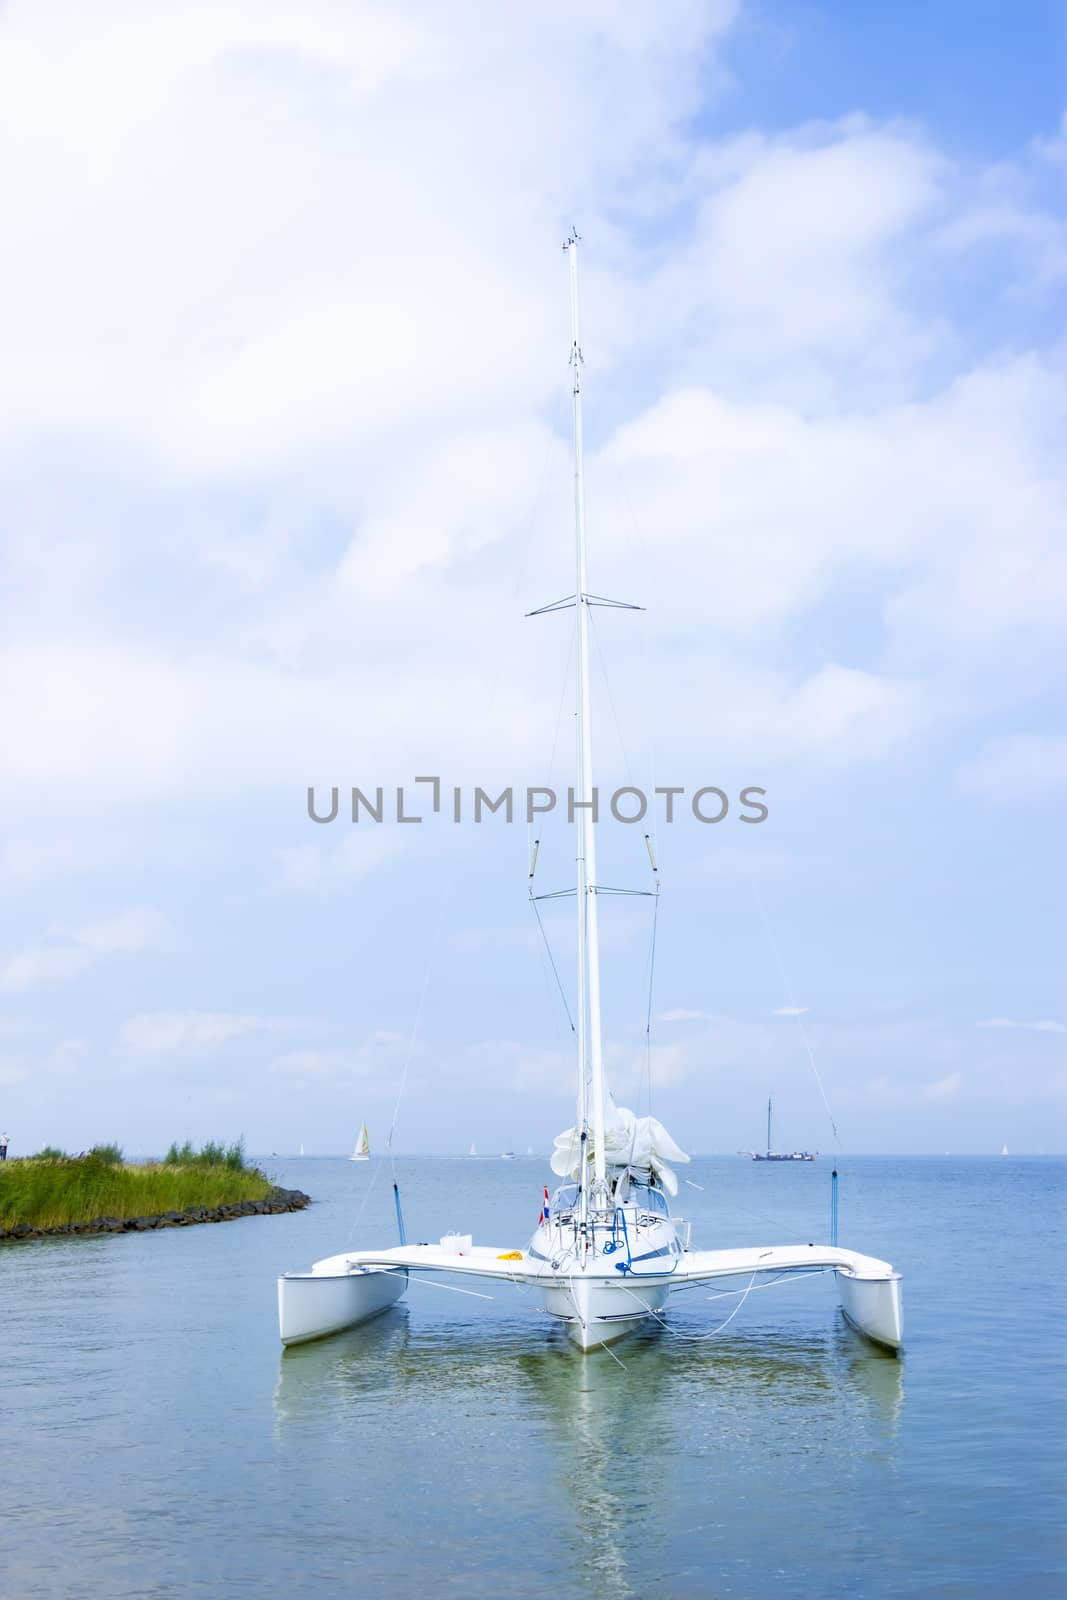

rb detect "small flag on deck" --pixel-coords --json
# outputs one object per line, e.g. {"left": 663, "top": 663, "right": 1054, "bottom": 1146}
{"left": 541, "top": 1185, "right": 550, "bottom": 1224}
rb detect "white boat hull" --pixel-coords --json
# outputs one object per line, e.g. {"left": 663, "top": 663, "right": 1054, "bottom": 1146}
{"left": 542, "top": 1272, "right": 672, "bottom": 1349}
{"left": 836, "top": 1268, "right": 902, "bottom": 1351}
{"left": 278, "top": 1262, "right": 407, "bottom": 1346}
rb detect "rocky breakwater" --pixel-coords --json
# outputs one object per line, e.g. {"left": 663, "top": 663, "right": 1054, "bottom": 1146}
{"left": 0, "top": 1186, "right": 310, "bottom": 1243}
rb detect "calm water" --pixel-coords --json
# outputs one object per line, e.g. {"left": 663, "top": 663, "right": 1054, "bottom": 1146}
{"left": 2, "top": 1156, "right": 1063, "bottom": 1598}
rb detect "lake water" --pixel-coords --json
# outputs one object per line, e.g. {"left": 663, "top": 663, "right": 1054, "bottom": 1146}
{"left": 2, "top": 1155, "right": 1063, "bottom": 1598}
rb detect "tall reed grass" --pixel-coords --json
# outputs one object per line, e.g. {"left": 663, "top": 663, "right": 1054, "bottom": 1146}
{"left": 0, "top": 1141, "right": 274, "bottom": 1231}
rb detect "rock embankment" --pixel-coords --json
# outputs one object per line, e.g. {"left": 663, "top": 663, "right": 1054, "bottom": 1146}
{"left": 0, "top": 1186, "right": 310, "bottom": 1242}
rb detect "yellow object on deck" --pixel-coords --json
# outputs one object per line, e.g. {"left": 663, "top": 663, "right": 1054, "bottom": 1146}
{"left": 496, "top": 1250, "right": 523, "bottom": 1261}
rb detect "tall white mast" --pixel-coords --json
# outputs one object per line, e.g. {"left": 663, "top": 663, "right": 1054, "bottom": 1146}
{"left": 566, "top": 233, "right": 608, "bottom": 1212}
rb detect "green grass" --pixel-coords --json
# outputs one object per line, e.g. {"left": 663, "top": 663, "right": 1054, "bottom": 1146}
{"left": 0, "top": 1141, "right": 275, "bottom": 1231}
{"left": 162, "top": 1137, "right": 248, "bottom": 1170}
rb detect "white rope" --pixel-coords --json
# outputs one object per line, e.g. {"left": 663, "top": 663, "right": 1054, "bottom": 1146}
{"left": 701, "top": 1267, "right": 827, "bottom": 1301}
{"left": 671, "top": 1271, "right": 760, "bottom": 1341}
{"left": 618, "top": 1282, "right": 670, "bottom": 1332}
{"left": 617, "top": 1266, "right": 828, "bottom": 1344}
{"left": 404, "top": 1276, "right": 495, "bottom": 1302}
{"left": 557, "top": 1277, "right": 629, "bottom": 1367}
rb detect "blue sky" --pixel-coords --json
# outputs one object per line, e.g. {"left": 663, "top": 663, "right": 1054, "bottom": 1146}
{"left": 726, "top": 2, "right": 1066, "bottom": 154}
{"left": 0, "top": 0, "right": 1064, "bottom": 1157}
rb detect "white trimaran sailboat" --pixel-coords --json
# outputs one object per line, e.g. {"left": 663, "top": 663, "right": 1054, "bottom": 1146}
{"left": 277, "top": 237, "right": 903, "bottom": 1353}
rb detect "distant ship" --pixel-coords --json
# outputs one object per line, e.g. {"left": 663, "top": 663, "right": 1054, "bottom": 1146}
{"left": 1001, "top": 1144, "right": 1009, "bottom": 1156}
{"left": 751, "top": 1098, "right": 815, "bottom": 1162}
{"left": 468, "top": 1142, "right": 477, "bottom": 1157}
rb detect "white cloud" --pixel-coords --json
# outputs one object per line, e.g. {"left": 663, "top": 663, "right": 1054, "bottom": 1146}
{"left": 920, "top": 1071, "right": 963, "bottom": 1103}
{"left": 773, "top": 1007, "right": 810, "bottom": 1017}
{"left": 0, "top": 99, "right": 1062, "bottom": 821}
{"left": 937, "top": 117, "right": 1067, "bottom": 296}
{"left": 0, "top": 907, "right": 174, "bottom": 993}
{"left": 0, "top": 1060, "right": 30, "bottom": 1088}
{"left": 48, "top": 1039, "right": 88, "bottom": 1075}
{"left": 77, "top": 908, "right": 174, "bottom": 955}
{"left": 457, "top": 1039, "right": 570, "bottom": 1098}
{"left": 959, "top": 736, "right": 1067, "bottom": 801}
{"left": 451, "top": 924, "right": 542, "bottom": 955}
{"left": 0, "top": 0, "right": 738, "bottom": 476}
{"left": 977, "top": 1018, "right": 1066, "bottom": 1034}
{"left": 0, "top": 836, "right": 114, "bottom": 888}
{"left": 603, "top": 360, "right": 1067, "bottom": 671}
{"left": 654, "top": 121, "right": 949, "bottom": 397}
{"left": 267, "top": 1048, "right": 355, "bottom": 1079}
{"left": 268, "top": 1029, "right": 415, "bottom": 1081}
{"left": 0, "top": 3, "right": 1062, "bottom": 1155}
{"left": 121, "top": 1010, "right": 299, "bottom": 1055}
{"left": 274, "top": 830, "right": 412, "bottom": 895}
{"left": 0, "top": 946, "right": 98, "bottom": 992}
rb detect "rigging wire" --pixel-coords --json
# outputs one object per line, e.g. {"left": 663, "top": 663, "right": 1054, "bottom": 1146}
{"left": 749, "top": 880, "right": 841, "bottom": 1150}
{"left": 526, "top": 608, "right": 577, "bottom": 911}
{"left": 345, "top": 890, "right": 451, "bottom": 1249}
{"left": 642, "top": 887, "right": 660, "bottom": 1120}
{"left": 529, "top": 892, "right": 576, "bottom": 1036}
{"left": 587, "top": 606, "right": 638, "bottom": 790}
{"left": 587, "top": 601, "right": 663, "bottom": 1119}
{"left": 344, "top": 1146, "right": 388, "bottom": 1246}
{"left": 607, "top": 442, "right": 836, "bottom": 1187}
{"left": 544, "top": 613, "right": 578, "bottom": 794}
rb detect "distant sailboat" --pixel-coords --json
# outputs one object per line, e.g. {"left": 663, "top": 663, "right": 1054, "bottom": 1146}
{"left": 752, "top": 1097, "right": 815, "bottom": 1162}
{"left": 350, "top": 1123, "right": 370, "bottom": 1162}
{"left": 1001, "top": 1144, "right": 1009, "bottom": 1156}
{"left": 468, "top": 1142, "right": 477, "bottom": 1157}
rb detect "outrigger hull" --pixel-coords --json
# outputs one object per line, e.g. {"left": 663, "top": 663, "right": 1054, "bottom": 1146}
{"left": 278, "top": 1258, "right": 408, "bottom": 1346}
{"left": 835, "top": 1268, "right": 903, "bottom": 1351}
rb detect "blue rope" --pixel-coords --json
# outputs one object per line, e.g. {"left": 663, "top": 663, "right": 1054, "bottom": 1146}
{"left": 393, "top": 1181, "right": 408, "bottom": 1248}
{"left": 603, "top": 1206, "right": 680, "bottom": 1277}
{"left": 830, "top": 1168, "right": 839, "bottom": 1247}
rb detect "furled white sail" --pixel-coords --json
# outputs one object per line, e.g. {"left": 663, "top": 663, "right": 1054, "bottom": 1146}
{"left": 550, "top": 1096, "right": 689, "bottom": 1196}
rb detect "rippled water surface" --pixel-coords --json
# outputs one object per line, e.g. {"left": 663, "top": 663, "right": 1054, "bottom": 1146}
{"left": 2, "top": 1156, "right": 1064, "bottom": 1598}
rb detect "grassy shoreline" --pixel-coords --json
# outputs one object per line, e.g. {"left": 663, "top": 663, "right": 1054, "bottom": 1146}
{"left": 0, "top": 1143, "right": 280, "bottom": 1232}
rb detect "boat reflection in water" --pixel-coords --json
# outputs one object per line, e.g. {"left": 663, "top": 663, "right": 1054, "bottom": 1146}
{"left": 273, "top": 1308, "right": 903, "bottom": 1598}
